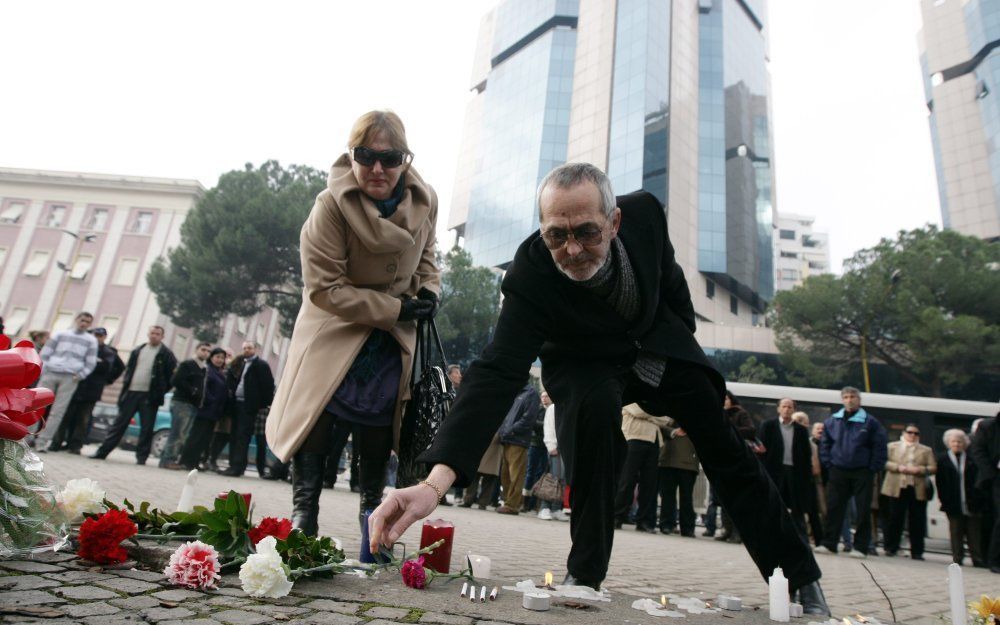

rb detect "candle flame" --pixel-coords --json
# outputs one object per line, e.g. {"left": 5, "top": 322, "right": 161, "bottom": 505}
{"left": 544, "top": 571, "right": 553, "bottom": 586}
{"left": 661, "top": 594, "right": 667, "bottom": 607}
{"left": 843, "top": 618, "right": 852, "bottom": 625}
{"left": 856, "top": 615, "right": 868, "bottom": 623}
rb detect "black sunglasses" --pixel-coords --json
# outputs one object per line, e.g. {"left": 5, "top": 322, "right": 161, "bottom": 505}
{"left": 541, "top": 224, "right": 605, "bottom": 250}
{"left": 905, "top": 430, "right": 920, "bottom": 435}
{"left": 351, "top": 146, "right": 411, "bottom": 168}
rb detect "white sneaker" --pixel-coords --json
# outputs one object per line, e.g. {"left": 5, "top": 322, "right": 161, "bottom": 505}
{"left": 812, "top": 545, "right": 835, "bottom": 555}
{"left": 537, "top": 508, "right": 553, "bottom": 521}
{"left": 846, "top": 550, "right": 867, "bottom": 559}
{"left": 552, "top": 510, "right": 570, "bottom": 522}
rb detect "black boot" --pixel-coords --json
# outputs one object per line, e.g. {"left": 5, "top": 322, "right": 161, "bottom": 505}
{"left": 797, "top": 581, "right": 831, "bottom": 616}
{"left": 291, "top": 452, "right": 326, "bottom": 537}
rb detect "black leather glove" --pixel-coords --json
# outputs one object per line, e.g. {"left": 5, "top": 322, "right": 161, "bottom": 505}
{"left": 416, "top": 287, "right": 440, "bottom": 319}
{"left": 398, "top": 297, "right": 435, "bottom": 322}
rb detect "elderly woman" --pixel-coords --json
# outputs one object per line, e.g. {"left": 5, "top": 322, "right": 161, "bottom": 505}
{"left": 266, "top": 110, "right": 441, "bottom": 539}
{"left": 936, "top": 428, "right": 987, "bottom": 567}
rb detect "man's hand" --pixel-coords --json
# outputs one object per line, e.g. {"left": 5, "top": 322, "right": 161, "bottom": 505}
{"left": 675, "top": 428, "right": 687, "bottom": 437}
{"left": 368, "top": 464, "right": 456, "bottom": 553}
{"left": 549, "top": 449, "right": 559, "bottom": 456}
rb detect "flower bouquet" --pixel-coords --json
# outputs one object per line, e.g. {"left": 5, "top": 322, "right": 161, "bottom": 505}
{"left": 971, "top": 595, "right": 1000, "bottom": 625}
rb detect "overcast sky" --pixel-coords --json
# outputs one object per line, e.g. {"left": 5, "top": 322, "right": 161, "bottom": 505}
{"left": 1, "top": 0, "right": 940, "bottom": 271}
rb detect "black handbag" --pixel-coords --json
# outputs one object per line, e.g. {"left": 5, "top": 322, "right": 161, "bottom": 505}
{"left": 395, "top": 318, "right": 456, "bottom": 489}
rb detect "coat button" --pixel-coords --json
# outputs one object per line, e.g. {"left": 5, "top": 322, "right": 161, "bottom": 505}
{"left": 386, "top": 263, "right": 397, "bottom": 273}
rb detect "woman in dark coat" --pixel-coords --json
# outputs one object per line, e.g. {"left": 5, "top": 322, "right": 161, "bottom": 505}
{"left": 177, "top": 348, "right": 228, "bottom": 469}
{"left": 936, "top": 428, "right": 987, "bottom": 567}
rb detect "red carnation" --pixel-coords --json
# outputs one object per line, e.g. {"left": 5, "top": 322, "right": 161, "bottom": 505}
{"left": 76, "top": 509, "right": 137, "bottom": 565}
{"left": 248, "top": 517, "right": 292, "bottom": 546}
{"left": 401, "top": 556, "right": 428, "bottom": 589}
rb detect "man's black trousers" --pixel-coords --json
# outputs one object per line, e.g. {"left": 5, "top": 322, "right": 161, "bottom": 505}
{"left": 95, "top": 391, "right": 157, "bottom": 463}
{"left": 557, "top": 358, "right": 820, "bottom": 588}
{"left": 821, "top": 467, "right": 874, "bottom": 554}
{"left": 613, "top": 439, "right": 659, "bottom": 527}
{"left": 659, "top": 467, "right": 698, "bottom": 534}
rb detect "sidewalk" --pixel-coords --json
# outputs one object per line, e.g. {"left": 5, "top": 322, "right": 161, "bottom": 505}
{"left": 19, "top": 447, "right": 999, "bottom": 624}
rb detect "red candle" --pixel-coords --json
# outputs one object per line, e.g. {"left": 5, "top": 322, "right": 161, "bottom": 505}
{"left": 216, "top": 492, "right": 252, "bottom": 509}
{"left": 419, "top": 519, "right": 454, "bottom": 573}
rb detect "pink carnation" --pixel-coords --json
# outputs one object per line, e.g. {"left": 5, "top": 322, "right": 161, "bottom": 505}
{"left": 401, "top": 556, "right": 428, "bottom": 589}
{"left": 164, "top": 540, "right": 221, "bottom": 590}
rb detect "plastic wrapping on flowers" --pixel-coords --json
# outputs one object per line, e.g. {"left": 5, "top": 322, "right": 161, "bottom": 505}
{"left": 0, "top": 336, "right": 67, "bottom": 557}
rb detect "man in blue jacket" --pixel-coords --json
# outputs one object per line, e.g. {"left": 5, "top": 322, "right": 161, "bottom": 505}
{"left": 497, "top": 383, "right": 541, "bottom": 515}
{"left": 815, "top": 387, "right": 888, "bottom": 557}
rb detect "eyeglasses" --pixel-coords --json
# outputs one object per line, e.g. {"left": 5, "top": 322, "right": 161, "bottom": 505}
{"left": 350, "top": 146, "right": 411, "bottom": 168}
{"left": 541, "top": 224, "right": 606, "bottom": 250}
{"left": 905, "top": 430, "right": 920, "bottom": 435}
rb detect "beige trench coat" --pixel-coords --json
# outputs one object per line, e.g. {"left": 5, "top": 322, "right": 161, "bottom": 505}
{"left": 266, "top": 154, "right": 441, "bottom": 462}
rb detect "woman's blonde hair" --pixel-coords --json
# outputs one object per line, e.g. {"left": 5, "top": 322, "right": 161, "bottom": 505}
{"left": 348, "top": 110, "right": 410, "bottom": 153}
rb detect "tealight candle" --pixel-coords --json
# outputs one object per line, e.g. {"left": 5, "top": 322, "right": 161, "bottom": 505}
{"left": 523, "top": 591, "right": 551, "bottom": 611}
{"left": 789, "top": 602, "right": 803, "bottom": 618}
{"left": 717, "top": 595, "right": 742, "bottom": 611}
{"left": 468, "top": 554, "right": 492, "bottom": 579}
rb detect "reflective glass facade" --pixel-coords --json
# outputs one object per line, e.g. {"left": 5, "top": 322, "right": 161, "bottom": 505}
{"left": 464, "top": 0, "right": 578, "bottom": 268}
{"left": 697, "top": 0, "right": 774, "bottom": 305}
{"left": 967, "top": 0, "right": 1000, "bottom": 217}
{"left": 607, "top": 0, "right": 671, "bottom": 206}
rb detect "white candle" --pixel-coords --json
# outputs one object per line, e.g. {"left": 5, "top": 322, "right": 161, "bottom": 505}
{"left": 480, "top": 585, "right": 486, "bottom": 602}
{"left": 523, "top": 591, "right": 551, "bottom": 611}
{"left": 460, "top": 582, "right": 468, "bottom": 597}
{"left": 468, "top": 554, "right": 492, "bottom": 579}
{"left": 948, "top": 563, "right": 966, "bottom": 625}
{"left": 176, "top": 469, "right": 198, "bottom": 512}
{"left": 768, "top": 568, "right": 790, "bottom": 622}
{"left": 788, "top": 602, "right": 802, "bottom": 618}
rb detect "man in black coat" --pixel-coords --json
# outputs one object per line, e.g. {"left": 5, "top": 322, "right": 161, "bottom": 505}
{"left": 369, "top": 163, "right": 828, "bottom": 614}
{"left": 971, "top": 415, "right": 1000, "bottom": 573}
{"left": 160, "top": 342, "right": 211, "bottom": 468}
{"left": 51, "top": 327, "right": 125, "bottom": 453}
{"left": 92, "top": 325, "right": 177, "bottom": 464}
{"left": 221, "top": 341, "right": 275, "bottom": 477}
{"left": 759, "top": 398, "right": 815, "bottom": 543}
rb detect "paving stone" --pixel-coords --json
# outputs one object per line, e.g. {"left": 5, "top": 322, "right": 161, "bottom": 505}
{"left": 83, "top": 615, "right": 147, "bottom": 624}
{"left": 296, "top": 613, "right": 362, "bottom": 625}
{"left": 215, "top": 586, "right": 249, "bottom": 596}
{"left": 300, "top": 598, "right": 359, "bottom": 614}
{"left": 0, "top": 560, "right": 65, "bottom": 573}
{"left": 0, "top": 574, "right": 61, "bottom": 590}
{"left": 44, "top": 569, "right": 115, "bottom": 583}
{"left": 419, "top": 612, "right": 476, "bottom": 625}
{"left": 205, "top": 595, "right": 254, "bottom": 608}
{"left": 141, "top": 606, "right": 199, "bottom": 622}
{"left": 212, "top": 609, "right": 272, "bottom": 624}
{"left": 62, "top": 601, "right": 123, "bottom": 617}
{"left": 243, "top": 603, "right": 309, "bottom": 616}
{"left": 364, "top": 606, "right": 411, "bottom": 619}
{"left": 118, "top": 568, "right": 170, "bottom": 582}
{"left": 29, "top": 551, "right": 79, "bottom": 563}
{"left": 365, "top": 620, "right": 410, "bottom": 625}
{"left": 55, "top": 584, "right": 120, "bottom": 600}
{"left": 152, "top": 588, "right": 206, "bottom": 601}
{"left": 110, "top": 594, "right": 162, "bottom": 609}
{"left": 96, "top": 576, "right": 161, "bottom": 594}
{"left": 0, "top": 589, "right": 67, "bottom": 605}
{"left": 160, "top": 620, "right": 224, "bottom": 625}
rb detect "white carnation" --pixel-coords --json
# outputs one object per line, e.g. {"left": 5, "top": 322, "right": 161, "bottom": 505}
{"left": 56, "top": 478, "right": 106, "bottom": 521}
{"left": 239, "top": 535, "right": 294, "bottom": 598}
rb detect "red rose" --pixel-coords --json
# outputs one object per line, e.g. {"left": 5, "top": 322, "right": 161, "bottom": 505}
{"left": 248, "top": 517, "right": 292, "bottom": 546}
{"left": 401, "top": 556, "right": 428, "bottom": 589}
{"left": 77, "top": 509, "right": 137, "bottom": 565}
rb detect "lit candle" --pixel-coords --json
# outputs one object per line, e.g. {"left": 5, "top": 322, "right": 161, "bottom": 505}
{"left": 544, "top": 571, "right": 554, "bottom": 588}
{"left": 948, "top": 563, "right": 966, "bottom": 625}
{"left": 419, "top": 520, "right": 455, "bottom": 574}
{"left": 768, "top": 567, "right": 790, "bottom": 622}
{"left": 523, "top": 591, "right": 551, "bottom": 611}
{"left": 661, "top": 594, "right": 668, "bottom": 608}
{"left": 176, "top": 469, "right": 198, "bottom": 512}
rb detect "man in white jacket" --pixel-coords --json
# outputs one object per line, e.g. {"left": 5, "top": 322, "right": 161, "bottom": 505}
{"left": 35, "top": 312, "right": 98, "bottom": 451}
{"left": 538, "top": 392, "right": 569, "bottom": 521}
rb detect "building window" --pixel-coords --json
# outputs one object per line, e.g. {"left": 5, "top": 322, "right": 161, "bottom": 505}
{"left": 706, "top": 279, "right": 715, "bottom": 299}
{"left": 100, "top": 315, "right": 122, "bottom": 342}
{"left": 802, "top": 236, "right": 818, "bottom": 248}
{"left": 730, "top": 295, "right": 738, "bottom": 315}
{"left": 236, "top": 317, "right": 248, "bottom": 335}
{"left": 5, "top": 307, "right": 30, "bottom": 336}
{"left": 23, "top": 250, "right": 51, "bottom": 276}
{"left": 808, "top": 261, "right": 825, "bottom": 270}
{"left": 70, "top": 254, "right": 95, "bottom": 280}
{"left": 779, "top": 229, "right": 796, "bottom": 240}
{"left": 0, "top": 203, "right": 26, "bottom": 224}
{"left": 53, "top": 310, "right": 75, "bottom": 332}
{"left": 130, "top": 211, "right": 154, "bottom": 234}
{"left": 780, "top": 251, "right": 797, "bottom": 259}
{"left": 781, "top": 269, "right": 799, "bottom": 280}
{"left": 85, "top": 208, "right": 110, "bottom": 231}
{"left": 113, "top": 258, "right": 140, "bottom": 285}
{"left": 45, "top": 205, "right": 67, "bottom": 228}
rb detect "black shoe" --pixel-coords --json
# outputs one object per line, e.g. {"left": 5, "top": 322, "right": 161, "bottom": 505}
{"left": 614, "top": 520, "right": 623, "bottom": 530}
{"left": 322, "top": 480, "right": 335, "bottom": 489}
{"left": 797, "top": 581, "right": 831, "bottom": 616}
{"left": 562, "top": 573, "right": 601, "bottom": 591}
{"left": 911, "top": 554, "right": 925, "bottom": 561}
{"left": 66, "top": 448, "right": 81, "bottom": 455}
{"left": 259, "top": 472, "right": 280, "bottom": 481}
{"left": 291, "top": 452, "right": 326, "bottom": 537}
{"left": 438, "top": 497, "right": 453, "bottom": 507}
{"left": 349, "top": 485, "right": 361, "bottom": 493}
{"left": 884, "top": 550, "right": 897, "bottom": 557}
{"left": 218, "top": 467, "right": 243, "bottom": 476}
{"left": 680, "top": 530, "right": 695, "bottom": 538}
{"left": 477, "top": 504, "right": 487, "bottom": 511}
{"left": 659, "top": 527, "right": 674, "bottom": 535}
{"left": 990, "top": 566, "right": 1000, "bottom": 574}
{"left": 89, "top": 452, "right": 106, "bottom": 460}
{"left": 136, "top": 459, "right": 146, "bottom": 466}
{"left": 701, "top": 530, "right": 715, "bottom": 537}
{"left": 714, "top": 532, "right": 731, "bottom": 542}
{"left": 459, "top": 502, "right": 473, "bottom": 508}
{"left": 636, "top": 525, "right": 657, "bottom": 534}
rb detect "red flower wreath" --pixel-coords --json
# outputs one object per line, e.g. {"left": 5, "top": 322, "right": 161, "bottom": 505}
{"left": 248, "top": 517, "right": 292, "bottom": 546}
{"left": 77, "top": 509, "right": 137, "bottom": 565}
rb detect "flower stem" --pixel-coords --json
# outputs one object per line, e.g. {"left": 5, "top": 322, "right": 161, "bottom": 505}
{"left": 132, "top": 533, "right": 200, "bottom": 543}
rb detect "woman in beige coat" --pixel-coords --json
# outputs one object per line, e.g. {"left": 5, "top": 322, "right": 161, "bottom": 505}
{"left": 265, "top": 110, "right": 441, "bottom": 539}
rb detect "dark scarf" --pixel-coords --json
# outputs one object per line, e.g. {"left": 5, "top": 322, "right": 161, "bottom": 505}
{"left": 374, "top": 175, "right": 407, "bottom": 218}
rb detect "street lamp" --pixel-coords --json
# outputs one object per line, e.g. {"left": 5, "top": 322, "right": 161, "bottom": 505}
{"left": 47, "top": 229, "right": 98, "bottom": 329}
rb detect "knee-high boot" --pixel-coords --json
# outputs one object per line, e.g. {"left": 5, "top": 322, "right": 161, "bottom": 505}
{"left": 291, "top": 452, "right": 326, "bottom": 537}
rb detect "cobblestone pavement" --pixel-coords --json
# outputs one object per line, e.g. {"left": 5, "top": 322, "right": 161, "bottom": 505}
{"left": 18, "top": 447, "right": 999, "bottom": 624}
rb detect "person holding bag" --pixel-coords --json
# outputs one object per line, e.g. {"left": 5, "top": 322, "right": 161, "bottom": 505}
{"left": 265, "top": 110, "right": 441, "bottom": 540}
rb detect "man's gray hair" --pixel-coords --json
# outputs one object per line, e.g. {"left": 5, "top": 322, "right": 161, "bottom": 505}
{"left": 536, "top": 162, "right": 616, "bottom": 221}
{"left": 942, "top": 428, "right": 970, "bottom": 447}
{"left": 841, "top": 386, "right": 861, "bottom": 396}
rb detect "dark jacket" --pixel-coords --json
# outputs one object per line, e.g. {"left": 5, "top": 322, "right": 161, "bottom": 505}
{"left": 971, "top": 417, "right": 999, "bottom": 490}
{"left": 759, "top": 417, "right": 814, "bottom": 512}
{"left": 171, "top": 359, "right": 207, "bottom": 405}
{"left": 935, "top": 450, "right": 988, "bottom": 516}
{"left": 819, "top": 408, "right": 888, "bottom": 473}
{"left": 419, "top": 191, "right": 722, "bottom": 485}
{"left": 71, "top": 343, "right": 125, "bottom": 403}
{"left": 226, "top": 356, "right": 275, "bottom": 415}
{"left": 726, "top": 405, "right": 756, "bottom": 440}
{"left": 119, "top": 343, "right": 178, "bottom": 408}
{"left": 498, "top": 385, "right": 541, "bottom": 448}
{"left": 197, "top": 366, "right": 228, "bottom": 421}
